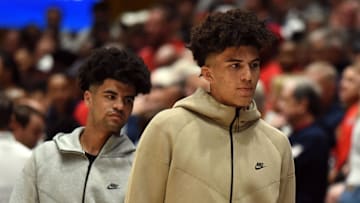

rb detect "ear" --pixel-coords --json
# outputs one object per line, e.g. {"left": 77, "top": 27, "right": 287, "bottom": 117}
{"left": 84, "top": 90, "right": 92, "bottom": 106}
{"left": 201, "top": 66, "right": 213, "bottom": 83}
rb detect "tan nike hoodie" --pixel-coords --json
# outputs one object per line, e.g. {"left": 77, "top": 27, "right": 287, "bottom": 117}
{"left": 126, "top": 88, "right": 295, "bottom": 203}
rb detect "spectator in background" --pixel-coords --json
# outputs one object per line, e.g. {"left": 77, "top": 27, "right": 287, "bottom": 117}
{"left": 305, "top": 61, "right": 344, "bottom": 148}
{"left": 126, "top": 9, "right": 295, "bottom": 203}
{"left": 349, "top": 32, "right": 360, "bottom": 65}
{"left": 328, "top": 0, "right": 360, "bottom": 32}
{"left": 337, "top": 110, "right": 360, "bottom": 202}
{"left": 10, "top": 47, "right": 151, "bottom": 203}
{"left": 138, "top": 3, "right": 185, "bottom": 71}
{"left": 0, "top": 51, "right": 21, "bottom": 91}
{"left": 330, "top": 64, "right": 360, "bottom": 183}
{"left": 45, "top": 7, "right": 62, "bottom": 42}
{"left": 277, "top": 76, "right": 330, "bottom": 203}
{"left": 175, "top": 0, "right": 199, "bottom": 43}
{"left": 10, "top": 104, "right": 45, "bottom": 149}
{"left": 19, "top": 25, "right": 42, "bottom": 52}
{"left": 0, "top": 93, "right": 31, "bottom": 203}
{"left": 326, "top": 112, "right": 360, "bottom": 202}
{"left": 277, "top": 40, "right": 302, "bottom": 73}
{"left": 326, "top": 64, "right": 360, "bottom": 202}
{"left": 45, "top": 73, "right": 80, "bottom": 140}
{"left": 306, "top": 28, "right": 350, "bottom": 74}
{"left": 1, "top": 29, "right": 21, "bottom": 56}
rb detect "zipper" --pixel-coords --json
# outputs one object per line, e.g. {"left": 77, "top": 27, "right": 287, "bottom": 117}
{"left": 82, "top": 153, "right": 97, "bottom": 203}
{"left": 229, "top": 108, "right": 239, "bottom": 203}
{"left": 82, "top": 163, "right": 91, "bottom": 203}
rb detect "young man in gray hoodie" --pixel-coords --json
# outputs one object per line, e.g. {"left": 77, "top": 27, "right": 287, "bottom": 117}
{"left": 10, "top": 47, "right": 151, "bottom": 203}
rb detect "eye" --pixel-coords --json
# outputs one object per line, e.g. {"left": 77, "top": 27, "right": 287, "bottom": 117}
{"left": 124, "top": 96, "right": 135, "bottom": 105}
{"left": 250, "top": 61, "right": 261, "bottom": 69}
{"left": 230, "top": 63, "right": 240, "bottom": 69}
{"left": 105, "top": 95, "right": 116, "bottom": 100}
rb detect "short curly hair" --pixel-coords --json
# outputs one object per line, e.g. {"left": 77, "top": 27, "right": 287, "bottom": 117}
{"left": 188, "top": 9, "right": 275, "bottom": 67}
{"left": 78, "top": 47, "right": 151, "bottom": 94}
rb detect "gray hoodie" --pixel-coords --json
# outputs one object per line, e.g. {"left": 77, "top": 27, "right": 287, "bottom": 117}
{"left": 10, "top": 127, "right": 135, "bottom": 203}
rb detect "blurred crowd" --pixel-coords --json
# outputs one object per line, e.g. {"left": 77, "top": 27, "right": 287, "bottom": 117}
{"left": 1, "top": 0, "right": 360, "bottom": 202}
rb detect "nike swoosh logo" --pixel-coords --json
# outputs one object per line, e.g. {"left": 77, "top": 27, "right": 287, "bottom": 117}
{"left": 107, "top": 183, "right": 121, "bottom": 190}
{"left": 255, "top": 162, "right": 266, "bottom": 170}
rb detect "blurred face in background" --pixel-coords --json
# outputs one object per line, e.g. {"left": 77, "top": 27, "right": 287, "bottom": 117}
{"left": 11, "top": 105, "right": 45, "bottom": 149}
{"left": 16, "top": 113, "right": 45, "bottom": 149}
{"left": 47, "top": 74, "right": 72, "bottom": 110}
{"left": 277, "top": 81, "right": 304, "bottom": 125}
{"left": 339, "top": 66, "right": 360, "bottom": 107}
{"left": 145, "top": 8, "right": 167, "bottom": 47}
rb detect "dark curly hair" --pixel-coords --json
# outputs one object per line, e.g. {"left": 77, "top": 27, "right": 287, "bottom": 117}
{"left": 188, "top": 9, "right": 276, "bottom": 67}
{"left": 78, "top": 47, "right": 151, "bottom": 94}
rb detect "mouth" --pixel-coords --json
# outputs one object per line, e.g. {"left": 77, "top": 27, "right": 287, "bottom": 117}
{"left": 236, "top": 88, "right": 253, "bottom": 95}
{"left": 108, "top": 113, "right": 123, "bottom": 122}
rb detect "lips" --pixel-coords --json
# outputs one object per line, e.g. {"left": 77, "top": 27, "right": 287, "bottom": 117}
{"left": 236, "top": 88, "right": 253, "bottom": 96}
{"left": 108, "top": 113, "right": 123, "bottom": 122}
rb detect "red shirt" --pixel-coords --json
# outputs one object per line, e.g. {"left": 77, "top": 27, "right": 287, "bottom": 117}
{"left": 333, "top": 103, "right": 359, "bottom": 170}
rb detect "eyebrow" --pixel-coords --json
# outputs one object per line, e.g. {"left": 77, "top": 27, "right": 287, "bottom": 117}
{"left": 225, "top": 58, "right": 261, "bottom": 63}
{"left": 103, "top": 89, "right": 136, "bottom": 98}
{"left": 103, "top": 90, "right": 118, "bottom": 95}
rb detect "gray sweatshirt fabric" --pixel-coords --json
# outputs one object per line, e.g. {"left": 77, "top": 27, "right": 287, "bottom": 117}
{"left": 10, "top": 127, "right": 135, "bottom": 203}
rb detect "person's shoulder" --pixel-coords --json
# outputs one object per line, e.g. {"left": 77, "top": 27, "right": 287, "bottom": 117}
{"left": 35, "top": 128, "right": 82, "bottom": 157}
{"left": 144, "top": 107, "right": 198, "bottom": 136}
{"left": 151, "top": 107, "right": 195, "bottom": 126}
{"left": 256, "top": 119, "right": 291, "bottom": 152}
{"left": 301, "top": 123, "right": 328, "bottom": 142}
{"left": 256, "top": 119, "right": 286, "bottom": 138}
{"left": 27, "top": 139, "right": 59, "bottom": 168}
{"left": 33, "top": 139, "right": 57, "bottom": 155}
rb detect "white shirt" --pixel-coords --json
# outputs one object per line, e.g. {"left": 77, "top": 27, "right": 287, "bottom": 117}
{"left": 0, "top": 131, "right": 32, "bottom": 203}
{"left": 347, "top": 117, "right": 360, "bottom": 186}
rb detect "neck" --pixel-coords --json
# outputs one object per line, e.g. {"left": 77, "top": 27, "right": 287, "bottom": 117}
{"left": 80, "top": 126, "right": 112, "bottom": 155}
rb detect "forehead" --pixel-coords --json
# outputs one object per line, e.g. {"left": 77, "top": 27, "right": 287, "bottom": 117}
{"left": 207, "top": 46, "right": 259, "bottom": 64}
{"left": 94, "top": 79, "right": 136, "bottom": 94}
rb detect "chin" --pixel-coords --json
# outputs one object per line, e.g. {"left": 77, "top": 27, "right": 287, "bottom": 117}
{"left": 107, "top": 125, "right": 123, "bottom": 134}
{"left": 230, "top": 98, "right": 251, "bottom": 107}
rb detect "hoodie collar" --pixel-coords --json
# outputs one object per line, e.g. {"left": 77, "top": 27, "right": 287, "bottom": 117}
{"left": 174, "top": 88, "right": 261, "bottom": 130}
{"left": 54, "top": 127, "right": 135, "bottom": 157}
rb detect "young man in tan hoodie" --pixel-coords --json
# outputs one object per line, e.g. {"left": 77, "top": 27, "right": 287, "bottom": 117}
{"left": 126, "top": 9, "right": 295, "bottom": 203}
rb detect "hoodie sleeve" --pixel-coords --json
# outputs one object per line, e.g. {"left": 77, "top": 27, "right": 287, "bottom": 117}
{"left": 125, "top": 116, "right": 173, "bottom": 203}
{"left": 9, "top": 153, "right": 39, "bottom": 203}
{"left": 277, "top": 138, "right": 296, "bottom": 203}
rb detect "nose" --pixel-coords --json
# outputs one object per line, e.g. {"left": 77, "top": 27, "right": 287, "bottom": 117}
{"left": 240, "top": 65, "right": 252, "bottom": 82}
{"left": 113, "top": 99, "right": 124, "bottom": 111}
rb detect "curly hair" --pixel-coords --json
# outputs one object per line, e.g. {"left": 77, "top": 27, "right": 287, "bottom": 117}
{"left": 78, "top": 47, "right": 151, "bottom": 94}
{"left": 188, "top": 9, "right": 276, "bottom": 67}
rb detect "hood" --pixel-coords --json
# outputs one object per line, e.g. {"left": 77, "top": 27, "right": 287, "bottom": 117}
{"left": 174, "top": 88, "right": 261, "bottom": 130}
{"left": 54, "top": 127, "right": 135, "bottom": 157}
